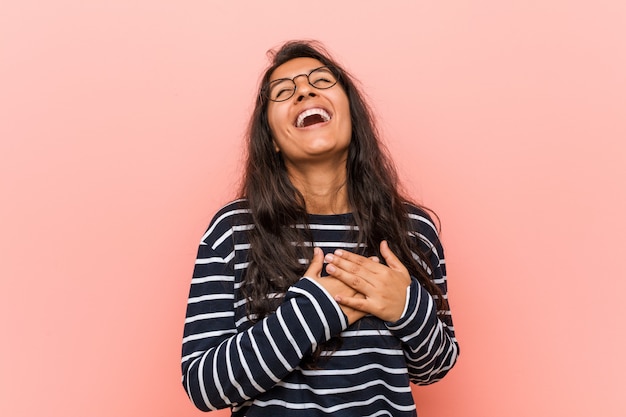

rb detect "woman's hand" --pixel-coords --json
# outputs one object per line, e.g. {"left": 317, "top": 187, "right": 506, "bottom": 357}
{"left": 304, "top": 247, "right": 367, "bottom": 325}
{"left": 324, "top": 241, "right": 411, "bottom": 323}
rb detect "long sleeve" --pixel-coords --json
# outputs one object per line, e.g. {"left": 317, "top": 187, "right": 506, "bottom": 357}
{"left": 181, "top": 209, "right": 349, "bottom": 411}
{"left": 385, "top": 208, "right": 459, "bottom": 384}
{"left": 181, "top": 202, "right": 459, "bottom": 416}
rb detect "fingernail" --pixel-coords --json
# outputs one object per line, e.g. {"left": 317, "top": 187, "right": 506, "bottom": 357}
{"left": 326, "top": 264, "right": 336, "bottom": 273}
{"left": 334, "top": 249, "right": 344, "bottom": 256}
{"left": 325, "top": 254, "right": 334, "bottom": 262}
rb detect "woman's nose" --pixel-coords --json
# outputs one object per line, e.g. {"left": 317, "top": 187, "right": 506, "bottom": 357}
{"left": 293, "top": 76, "right": 316, "bottom": 101}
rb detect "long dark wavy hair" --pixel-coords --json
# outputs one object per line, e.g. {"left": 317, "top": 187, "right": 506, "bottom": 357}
{"left": 239, "top": 40, "right": 447, "bottom": 324}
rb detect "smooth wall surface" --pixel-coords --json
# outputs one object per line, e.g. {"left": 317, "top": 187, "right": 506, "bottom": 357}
{"left": 1, "top": 1, "right": 625, "bottom": 416}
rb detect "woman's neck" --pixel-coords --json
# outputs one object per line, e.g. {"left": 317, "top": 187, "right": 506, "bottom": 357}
{"left": 287, "top": 165, "right": 350, "bottom": 215}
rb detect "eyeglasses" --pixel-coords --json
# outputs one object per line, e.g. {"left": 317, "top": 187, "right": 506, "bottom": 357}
{"left": 264, "top": 66, "right": 339, "bottom": 102}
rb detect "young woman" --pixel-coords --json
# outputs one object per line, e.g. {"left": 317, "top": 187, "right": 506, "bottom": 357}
{"left": 181, "top": 40, "right": 459, "bottom": 416}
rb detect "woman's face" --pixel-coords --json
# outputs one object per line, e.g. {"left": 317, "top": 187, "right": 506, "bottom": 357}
{"left": 266, "top": 57, "right": 352, "bottom": 171}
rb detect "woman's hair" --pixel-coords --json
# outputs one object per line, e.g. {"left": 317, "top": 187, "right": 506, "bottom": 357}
{"left": 239, "top": 40, "right": 447, "bottom": 324}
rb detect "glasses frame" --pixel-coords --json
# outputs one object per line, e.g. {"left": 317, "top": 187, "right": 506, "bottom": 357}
{"left": 263, "top": 65, "right": 339, "bottom": 103}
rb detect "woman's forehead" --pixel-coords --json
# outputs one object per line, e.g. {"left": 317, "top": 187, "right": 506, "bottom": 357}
{"left": 269, "top": 57, "right": 325, "bottom": 81}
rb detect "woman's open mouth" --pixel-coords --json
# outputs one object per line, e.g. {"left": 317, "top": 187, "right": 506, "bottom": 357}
{"left": 295, "top": 108, "right": 331, "bottom": 128}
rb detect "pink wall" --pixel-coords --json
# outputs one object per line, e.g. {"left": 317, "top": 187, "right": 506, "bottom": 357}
{"left": 2, "top": 1, "right": 625, "bottom": 416}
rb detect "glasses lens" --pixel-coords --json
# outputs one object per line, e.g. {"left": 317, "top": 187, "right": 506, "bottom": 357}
{"left": 308, "top": 67, "right": 337, "bottom": 89}
{"left": 268, "top": 79, "right": 295, "bottom": 102}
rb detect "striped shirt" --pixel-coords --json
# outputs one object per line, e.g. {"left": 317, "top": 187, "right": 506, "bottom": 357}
{"left": 182, "top": 199, "right": 459, "bottom": 416}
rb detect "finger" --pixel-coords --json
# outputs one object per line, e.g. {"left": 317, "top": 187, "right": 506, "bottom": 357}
{"left": 304, "top": 247, "right": 324, "bottom": 279}
{"left": 380, "top": 240, "right": 406, "bottom": 271}
{"left": 334, "top": 293, "right": 369, "bottom": 313}
{"left": 326, "top": 249, "right": 379, "bottom": 276}
{"left": 325, "top": 259, "right": 373, "bottom": 293}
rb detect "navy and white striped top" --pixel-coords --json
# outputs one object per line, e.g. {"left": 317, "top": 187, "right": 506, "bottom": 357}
{"left": 182, "top": 199, "right": 459, "bottom": 416}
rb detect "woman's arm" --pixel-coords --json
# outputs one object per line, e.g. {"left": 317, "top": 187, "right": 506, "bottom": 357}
{"left": 387, "top": 213, "right": 459, "bottom": 384}
{"left": 181, "top": 214, "right": 349, "bottom": 411}
{"left": 385, "top": 277, "right": 459, "bottom": 384}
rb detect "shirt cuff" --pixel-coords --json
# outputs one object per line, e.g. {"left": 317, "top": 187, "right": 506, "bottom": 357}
{"left": 400, "top": 284, "right": 411, "bottom": 318}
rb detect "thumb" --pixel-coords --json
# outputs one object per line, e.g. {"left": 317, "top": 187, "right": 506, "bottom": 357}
{"left": 380, "top": 240, "right": 404, "bottom": 271}
{"left": 305, "top": 247, "right": 325, "bottom": 278}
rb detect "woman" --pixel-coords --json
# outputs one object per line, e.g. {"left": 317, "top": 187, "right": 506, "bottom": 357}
{"left": 181, "top": 40, "right": 459, "bottom": 416}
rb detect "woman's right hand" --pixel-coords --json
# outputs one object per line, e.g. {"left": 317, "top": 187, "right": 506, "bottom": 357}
{"left": 304, "top": 247, "right": 367, "bottom": 325}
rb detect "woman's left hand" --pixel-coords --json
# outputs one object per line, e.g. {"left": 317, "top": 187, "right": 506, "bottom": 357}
{"left": 324, "top": 240, "right": 412, "bottom": 323}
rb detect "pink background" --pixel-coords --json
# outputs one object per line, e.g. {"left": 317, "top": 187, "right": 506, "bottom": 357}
{"left": 2, "top": 1, "right": 625, "bottom": 416}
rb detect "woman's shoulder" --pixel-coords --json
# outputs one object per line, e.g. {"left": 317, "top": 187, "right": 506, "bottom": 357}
{"left": 212, "top": 198, "right": 251, "bottom": 218}
{"left": 403, "top": 201, "right": 440, "bottom": 242}
{"left": 201, "top": 199, "right": 252, "bottom": 241}
{"left": 209, "top": 198, "right": 252, "bottom": 224}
